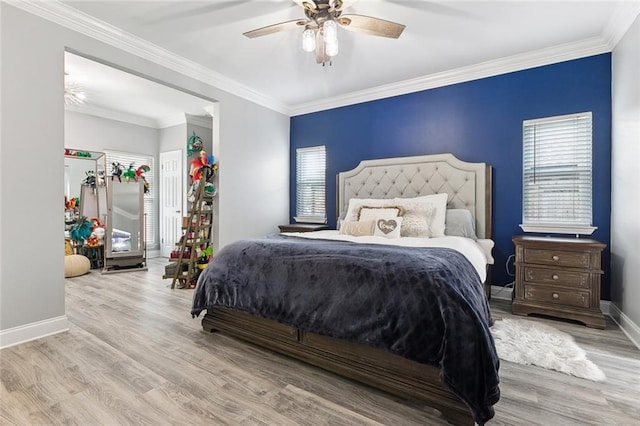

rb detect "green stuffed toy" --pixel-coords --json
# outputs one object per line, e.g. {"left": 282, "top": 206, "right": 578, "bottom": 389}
{"left": 69, "top": 216, "right": 92, "bottom": 243}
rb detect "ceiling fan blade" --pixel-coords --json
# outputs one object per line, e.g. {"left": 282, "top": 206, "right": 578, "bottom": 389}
{"left": 243, "top": 19, "right": 308, "bottom": 38}
{"left": 332, "top": 0, "right": 357, "bottom": 12}
{"left": 338, "top": 14, "right": 405, "bottom": 38}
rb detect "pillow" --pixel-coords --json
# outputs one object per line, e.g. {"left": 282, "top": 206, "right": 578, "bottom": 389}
{"left": 392, "top": 193, "right": 448, "bottom": 238}
{"left": 344, "top": 198, "right": 392, "bottom": 223}
{"left": 373, "top": 217, "right": 403, "bottom": 239}
{"left": 406, "top": 193, "right": 448, "bottom": 238}
{"left": 339, "top": 220, "right": 375, "bottom": 236}
{"left": 336, "top": 211, "right": 347, "bottom": 230}
{"left": 345, "top": 193, "right": 448, "bottom": 238}
{"left": 358, "top": 206, "right": 403, "bottom": 221}
{"left": 390, "top": 196, "right": 434, "bottom": 238}
{"left": 445, "top": 209, "right": 478, "bottom": 240}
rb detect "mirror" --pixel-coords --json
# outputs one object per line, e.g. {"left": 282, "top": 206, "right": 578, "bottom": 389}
{"left": 104, "top": 178, "right": 146, "bottom": 272}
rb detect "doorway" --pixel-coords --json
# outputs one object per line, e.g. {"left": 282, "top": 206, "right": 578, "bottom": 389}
{"left": 64, "top": 50, "right": 217, "bottom": 258}
{"left": 159, "top": 150, "right": 183, "bottom": 258}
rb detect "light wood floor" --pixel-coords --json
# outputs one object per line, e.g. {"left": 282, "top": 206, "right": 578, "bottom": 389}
{"left": 1, "top": 258, "right": 639, "bottom": 425}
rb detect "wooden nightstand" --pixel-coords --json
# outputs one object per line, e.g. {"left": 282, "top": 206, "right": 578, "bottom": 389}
{"left": 512, "top": 235, "right": 606, "bottom": 329}
{"left": 278, "top": 224, "right": 329, "bottom": 233}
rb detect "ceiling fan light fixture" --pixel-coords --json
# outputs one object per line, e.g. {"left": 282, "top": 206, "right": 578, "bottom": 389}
{"left": 302, "top": 29, "right": 316, "bottom": 52}
{"left": 244, "top": 0, "right": 405, "bottom": 66}
{"left": 64, "top": 80, "right": 87, "bottom": 105}
{"left": 322, "top": 19, "right": 338, "bottom": 43}
{"left": 325, "top": 38, "right": 339, "bottom": 57}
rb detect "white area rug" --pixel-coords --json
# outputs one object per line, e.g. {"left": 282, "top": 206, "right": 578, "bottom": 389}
{"left": 490, "top": 318, "right": 606, "bottom": 381}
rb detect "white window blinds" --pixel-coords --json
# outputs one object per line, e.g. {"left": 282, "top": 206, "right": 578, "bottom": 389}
{"left": 521, "top": 111, "right": 595, "bottom": 235}
{"left": 295, "top": 146, "right": 327, "bottom": 224}
{"left": 105, "top": 150, "right": 156, "bottom": 246}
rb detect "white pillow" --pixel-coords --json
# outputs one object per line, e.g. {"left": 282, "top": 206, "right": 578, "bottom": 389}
{"left": 339, "top": 220, "right": 375, "bottom": 236}
{"left": 344, "top": 198, "right": 391, "bottom": 223}
{"left": 400, "top": 193, "right": 447, "bottom": 238}
{"left": 358, "top": 206, "right": 403, "bottom": 221}
{"left": 390, "top": 196, "right": 434, "bottom": 238}
{"left": 373, "top": 217, "right": 403, "bottom": 238}
{"left": 345, "top": 194, "right": 448, "bottom": 238}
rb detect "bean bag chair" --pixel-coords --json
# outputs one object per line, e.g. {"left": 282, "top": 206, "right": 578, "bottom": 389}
{"left": 65, "top": 254, "right": 91, "bottom": 278}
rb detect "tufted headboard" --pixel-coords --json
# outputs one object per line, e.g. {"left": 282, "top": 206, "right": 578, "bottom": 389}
{"left": 337, "top": 153, "right": 493, "bottom": 239}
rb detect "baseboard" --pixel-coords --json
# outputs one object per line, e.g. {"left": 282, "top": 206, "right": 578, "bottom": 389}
{"left": 607, "top": 303, "right": 640, "bottom": 350}
{"left": 490, "top": 287, "right": 640, "bottom": 350}
{"left": 147, "top": 249, "right": 161, "bottom": 259}
{"left": 0, "top": 315, "right": 69, "bottom": 349}
{"left": 491, "top": 285, "right": 513, "bottom": 301}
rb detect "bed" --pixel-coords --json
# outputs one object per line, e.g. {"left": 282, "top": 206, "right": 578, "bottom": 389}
{"left": 191, "top": 153, "right": 499, "bottom": 425}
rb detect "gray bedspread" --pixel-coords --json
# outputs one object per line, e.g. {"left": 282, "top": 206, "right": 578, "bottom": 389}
{"left": 191, "top": 234, "right": 500, "bottom": 424}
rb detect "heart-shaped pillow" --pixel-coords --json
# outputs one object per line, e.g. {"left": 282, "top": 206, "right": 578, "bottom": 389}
{"left": 377, "top": 219, "right": 397, "bottom": 234}
{"left": 374, "top": 217, "right": 403, "bottom": 238}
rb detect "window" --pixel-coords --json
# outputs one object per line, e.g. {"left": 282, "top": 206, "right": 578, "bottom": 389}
{"left": 105, "top": 150, "right": 156, "bottom": 246}
{"left": 521, "top": 111, "right": 595, "bottom": 235}
{"left": 295, "top": 146, "right": 326, "bottom": 224}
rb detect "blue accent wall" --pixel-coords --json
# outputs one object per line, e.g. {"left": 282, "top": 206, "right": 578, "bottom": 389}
{"left": 290, "top": 54, "right": 612, "bottom": 298}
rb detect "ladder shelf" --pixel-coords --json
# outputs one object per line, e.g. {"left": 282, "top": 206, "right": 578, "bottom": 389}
{"left": 163, "top": 165, "right": 215, "bottom": 289}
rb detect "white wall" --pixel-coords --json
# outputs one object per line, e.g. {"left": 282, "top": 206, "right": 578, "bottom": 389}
{"left": 158, "top": 124, "right": 185, "bottom": 153}
{"left": 611, "top": 14, "right": 640, "bottom": 342}
{"left": 217, "top": 99, "right": 290, "bottom": 245}
{"left": 0, "top": 3, "right": 289, "bottom": 346}
{"left": 65, "top": 110, "right": 159, "bottom": 154}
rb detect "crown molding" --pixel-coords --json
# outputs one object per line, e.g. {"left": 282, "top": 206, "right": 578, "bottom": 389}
{"left": 66, "top": 104, "right": 213, "bottom": 129}
{"left": 65, "top": 103, "right": 159, "bottom": 128}
{"left": 185, "top": 114, "right": 213, "bottom": 130}
{"left": 602, "top": 1, "right": 640, "bottom": 49}
{"left": 10, "top": 0, "right": 633, "bottom": 118}
{"left": 156, "top": 114, "right": 188, "bottom": 130}
{"left": 290, "top": 36, "right": 611, "bottom": 116}
{"left": 9, "top": 0, "right": 289, "bottom": 115}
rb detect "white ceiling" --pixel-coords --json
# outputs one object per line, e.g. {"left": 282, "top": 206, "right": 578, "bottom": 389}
{"left": 51, "top": 1, "right": 640, "bottom": 121}
{"left": 64, "top": 51, "right": 215, "bottom": 128}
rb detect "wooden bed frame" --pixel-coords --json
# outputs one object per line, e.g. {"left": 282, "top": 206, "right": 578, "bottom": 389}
{"left": 201, "top": 153, "right": 493, "bottom": 425}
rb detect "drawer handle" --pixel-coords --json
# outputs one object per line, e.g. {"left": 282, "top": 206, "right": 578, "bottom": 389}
{"left": 552, "top": 255, "right": 560, "bottom": 261}
{"left": 552, "top": 274, "right": 559, "bottom": 280}
{"left": 552, "top": 293, "right": 559, "bottom": 299}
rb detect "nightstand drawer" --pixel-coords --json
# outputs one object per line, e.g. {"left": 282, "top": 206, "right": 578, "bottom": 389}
{"left": 523, "top": 248, "right": 590, "bottom": 268}
{"left": 524, "top": 266, "right": 589, "bottom": 289}
{"left": 524, "top": 284, "right": 590, "bottom": 308}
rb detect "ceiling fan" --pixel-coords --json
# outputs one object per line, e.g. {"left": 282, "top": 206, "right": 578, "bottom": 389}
{"left": 243, "top": 0, "right": 405, "bottom": 65}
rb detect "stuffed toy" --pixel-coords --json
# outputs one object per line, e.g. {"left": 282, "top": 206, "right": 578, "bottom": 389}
{"left": 83, "top": 170, "right": 97, "bottom": 191}
{"left": 190, "top": 150, "right": 215, "bottom": 182}
{"left": 123, "top": 163, "right": 137, "bottom": 182}
{"left": 187, "top": 132, "right": 203, "bottom": 157}
{"left": 136, "top": 165, "right": 151, "bottom": 194}
{"left": 111, "top": 162, "right": 124, "bottom": 181}
{"left": 69, "top": 216, "right": 92, "bottom": 243}
{"left": 87, "top": 233, "right": 100, "bottom": 247}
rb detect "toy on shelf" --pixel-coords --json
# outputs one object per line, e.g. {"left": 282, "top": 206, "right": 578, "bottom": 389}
{"left": 86, "top": 233, "right": 100, "bottom": 247}
{"left": 64, "top": 148, "right": 92, "bottom": 158}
